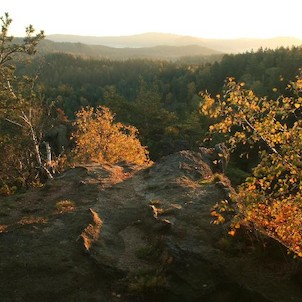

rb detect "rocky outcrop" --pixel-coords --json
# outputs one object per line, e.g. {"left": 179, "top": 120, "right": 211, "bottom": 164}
{"left": 0, "top": 150, "right": 301, "bottom": 301}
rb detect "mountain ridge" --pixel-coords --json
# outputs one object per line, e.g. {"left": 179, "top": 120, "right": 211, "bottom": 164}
{"left": 37, "top": 39, "right": 222, "bottom": 61}
{"left": 46, "top": 32, "right": 302, "bottom": 53}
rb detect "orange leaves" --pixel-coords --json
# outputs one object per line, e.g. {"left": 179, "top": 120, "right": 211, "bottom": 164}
{"left": 73, "top": 106, "right": 151, "bottom": 166}
{"left": 245, "top": 199, "right": 302, "bottom": 256}
{"left": 228, "top": 230, "right": 236, "bottom": 236}
{"left": 210, "top": 199, "right": 235, "bottom": 226}
{"left": 201, "top": 73, "right": 302, "bottom": 257}
{"left": 211, "top": 210, "right": 225, "bottom": 224}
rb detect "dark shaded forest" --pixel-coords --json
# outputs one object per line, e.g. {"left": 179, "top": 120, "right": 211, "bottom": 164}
{"left": 18, "top": 46, "right": 302, "bottom": 159}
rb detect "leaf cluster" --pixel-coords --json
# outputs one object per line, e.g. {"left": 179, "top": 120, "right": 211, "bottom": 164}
{"left": 201, "top": 71, "right": 302, "bottom": 256}
{"left": 72, "top": 106, "right": 151, "bottom": 165}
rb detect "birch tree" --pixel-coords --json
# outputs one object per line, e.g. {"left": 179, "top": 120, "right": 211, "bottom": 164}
{"left": 0, "top": 13, "right": 53, "bottom": 194}
{"left": 200, "top": 73, "right": 302, "bottom": 257}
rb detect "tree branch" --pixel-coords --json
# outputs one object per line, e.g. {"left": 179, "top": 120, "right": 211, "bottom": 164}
{"left": 4, "top": 117, "right": 24, "bottom": 128}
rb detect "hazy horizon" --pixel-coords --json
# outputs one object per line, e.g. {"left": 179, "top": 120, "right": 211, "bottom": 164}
{"left": 1, "top": 0, "right": 302, "bottom": 40}
{"left": 45, "top": 31, "right": 302, "bottom": 41}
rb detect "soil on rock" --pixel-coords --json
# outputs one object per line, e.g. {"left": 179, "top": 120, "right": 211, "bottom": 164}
{"left": 0, "top": 150, "right": 302, "bottom": 302}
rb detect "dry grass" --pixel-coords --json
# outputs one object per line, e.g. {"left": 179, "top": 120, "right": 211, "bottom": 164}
{"left": 79, "top": 208, "right": 103, "bottom": 251}
{"left": 55, "top": 199, "right": 76, "bottom": 213}
{"left": 18, "top": 216, "right": 48, "bottom": 225}
{"left": 176, "top": 176, "right": 200, "bottom": 189}
{"left": 199, "top": 173, "right": 226, "bottom": 185}
{"left": 0, "top": 224, "right": 8, "bottom": 233}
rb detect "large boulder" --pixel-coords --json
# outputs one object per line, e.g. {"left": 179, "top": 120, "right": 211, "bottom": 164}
{"left": 0, "top": 150, "right": 301, "bottom": 301}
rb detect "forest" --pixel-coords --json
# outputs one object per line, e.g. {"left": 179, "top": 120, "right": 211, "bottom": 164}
{"left": 2, "top": 11, "right": 302, "bottom": 261}
{"left": 16, "top": 45, "right": 302, "bottom": 159}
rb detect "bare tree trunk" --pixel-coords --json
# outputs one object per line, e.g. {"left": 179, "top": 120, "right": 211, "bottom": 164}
{"left": 5, "top": 111, "right": 54, "bottom": 180}
{"left": 28, "top": 123, "right": 53, "bottom": 180}
{"left": 17, "top": 110, "right": 54, "bottom": 180}
{"left": 44, "top": 141, "right": 52, "bottom": 165}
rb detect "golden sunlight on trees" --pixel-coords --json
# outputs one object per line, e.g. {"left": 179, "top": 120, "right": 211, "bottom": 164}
{"left": 201, "top": 71, "right": 302, "bottom": 257}
{"left": 72, "top": 106, "right": 150, "bottom": 165}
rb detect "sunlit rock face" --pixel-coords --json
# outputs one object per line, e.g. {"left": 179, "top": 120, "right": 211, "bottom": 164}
{"left": 0, "top": 150, "right": 300, "bottom": 302}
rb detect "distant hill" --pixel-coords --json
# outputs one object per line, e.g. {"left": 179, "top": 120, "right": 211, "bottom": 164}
{"left": 37, "top": 39, "right": 222, "bottom": 61}
{"left": 47, "top": 32, "right": 302, "bottom": 53}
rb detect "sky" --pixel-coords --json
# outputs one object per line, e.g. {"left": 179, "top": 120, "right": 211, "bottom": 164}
{"left": 1, "top": 0, "right": 302, "bottom": 39}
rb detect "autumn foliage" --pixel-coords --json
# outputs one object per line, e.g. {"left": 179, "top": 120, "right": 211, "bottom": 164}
{"left": 72, "top": 106, "right": 150, "bottom": 165}
{"left": 201, "top": 71, "right": 302, "bottom": 257}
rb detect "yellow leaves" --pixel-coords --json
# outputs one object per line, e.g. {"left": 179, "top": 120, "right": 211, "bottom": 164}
{"left": 228, "top": 222, "right": 241, "bottom": 237}
{"left": 241, "top": 196, "right": 302, "bottom": 257}
{"left": 209, "top": 125, "right": 215, "bottom": 132}
{"left": 211, "top": 210, "right": 225, "bottom": 224}
{"left": 234, "top": 131, "right": 246, "bottom": 141}
{"left": 294, "top": 78, "right": 302, "bottom": 90}
{"left": 200, "top": 94, "right": 215, "bottom": 116}
{"left": 200, "top": 73, "right": 302, "bottom": 258}
{"left": 73, "top": 106, "right": 150, "bottom": 165}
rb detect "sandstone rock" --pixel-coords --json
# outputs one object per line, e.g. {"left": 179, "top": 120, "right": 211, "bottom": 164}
{"left": 0, "top": 150, "right": 301, "bottom": 301}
